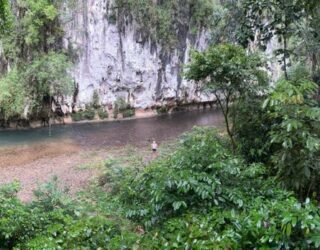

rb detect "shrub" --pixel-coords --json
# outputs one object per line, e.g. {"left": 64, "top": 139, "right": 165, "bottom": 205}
{"left": 24, "top": 216, "right": 138, "bottom": 249}
{"left": 113, "top": 109, "right": 118, "bottom": 119}
{"left": 113, "top": 128, "right": 283, "bottom": 227}
{"left": 122, "top": 109, "right": 135, "bottom": 118}
{"left": 156, "top": 106, "right": 169, "bottom": 114}
{"left": 0, "top": 179, "right": 140, "bottom": 249}
{"left": 71, "top": 112, "right": 83, "bottom": 121}
{"left": 82, "top": 108, "right": 95, "bottom": 120}
{"left": 145, "top": 198, "right": 320, "bottom": 249}
{"left": 233, "top": 97, "right": 273, "bottom": 163}
{"left": 99, "top": 127, "right": 320, "bottom": 248}
{"left": 32, "top": 176, "right": 73, "bottom": 212}
{"left": 71, "top": 109, "right": 96, "bottom": 121}
{"left": 113, "top": 97, "right": 133, "bottom": 119}
{"left": 97, "top": 108, "right": 108, "bottom": 120}
{"left": 114, "top": 97, "right": 129, "bottom": 112}
{"left": 263, "top": 66, "right": 320, "bottom": 197}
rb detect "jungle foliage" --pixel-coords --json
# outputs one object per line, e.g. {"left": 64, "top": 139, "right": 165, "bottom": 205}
{"left": 0, "top": 0, "right": 73, "bottom": 124}
{"left": 0, "top": 1, "right": 320, "bottom": 248}
{"left": 263, "top": 66, "right": 320, "bottom": 197}
{"left": 185, "top": 44, "right": 268, "bottom": 150}
{"left": 0, "top": 128, "right": 320, "bottom": 249}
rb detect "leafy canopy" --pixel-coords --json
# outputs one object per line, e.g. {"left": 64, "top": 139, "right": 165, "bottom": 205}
{"left": 0, "top": 53, "right": 73, "bottom": 120}
{"left": 0, "top": 68, "right": 28, "bottom": 119}
{"left": 106, "top": 128, "right": 320, "bottom": 249}
{"left": 263, "top": 66, "right": 320, "bottom": 196}
{"left": 185, "top": 43, "right": 268, "bottom": 150}
{"left": 0, "top": 128, "right": 320, "bottom": 248}
{"left": 0, "top": 0, "right": 73, "bottom": 122}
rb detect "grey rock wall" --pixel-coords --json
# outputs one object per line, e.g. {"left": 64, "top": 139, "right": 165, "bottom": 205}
{"left": 63, "top": 0, "right": 215, "bottom": 110}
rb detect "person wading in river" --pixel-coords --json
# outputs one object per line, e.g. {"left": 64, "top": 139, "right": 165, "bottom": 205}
{"left": 151, "top": 140, "right": 158, "bottom": 154}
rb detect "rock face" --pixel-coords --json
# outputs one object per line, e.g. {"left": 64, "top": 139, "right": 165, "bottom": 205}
{"left": 63, "top": 0, "right": 214, "bottom": 110}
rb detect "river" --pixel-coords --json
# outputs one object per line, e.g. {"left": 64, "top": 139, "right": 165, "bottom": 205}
{"left": 0, "top": 109, "right": 224, "bottom": 148}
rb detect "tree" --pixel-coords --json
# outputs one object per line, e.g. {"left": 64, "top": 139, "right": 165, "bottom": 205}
{"left": 209, "top": 0, "right": 251, "bottom": 46}
{"left": 0, "top": 0, "right": 73, "bottom": 124}
{"left": 0, "top": 68, "right": 28, "bottom": 120}
{"left": 0, "top": 0, "right": 10, "bottom": 35}
{"left": 185, "top": 44, "right": 268, "bottom": 151}
{"left": 23, "top": 52, "right": 73, "bottom": 101}
{"left": 0, "top": 52, "right": 73, "bottom": 122}
{"left": 263, "top": 66, "right": 320, "bottom": 197}
{"left": 242, "top": 0, "right": 305, "bottom": 79}
{"left": 294, "top": 1, "right": 320, "bottom": 80}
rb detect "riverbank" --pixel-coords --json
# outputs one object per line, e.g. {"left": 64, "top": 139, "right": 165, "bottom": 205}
{"left": 0, "top": 102, "right": 217, "bottom": 131}
{"left": 0, "top": 140, "right": 175, "bottom": 202}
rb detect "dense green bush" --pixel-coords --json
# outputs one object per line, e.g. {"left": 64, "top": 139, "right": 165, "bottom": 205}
{"left": 70, "top": 112, "right": 82, "bottom": 122}
{"left": 114, "top": 128, "right": 276, "bottom": 226}
{"left": 233, "top": 97, "right": 273, "bottom": 163}
{"left": 122, "top": 109, "right": 135, "bottom": 118}
{"left": 263, "top": 66, "right": 320, "bottom": 197}
{"left": 114, "top": 97, "right": 130, "bottom": 112}
{"left": 0, "top": 128, "right": 320, "bottom": 248}
{"left": 24, "top": 216, "right": 137, "bottom": 249}
{"left": 97, "top": 108, "right": 108, "bottom": 120}
{"left": 82, "top": 108, "right": 96, "bottom": 120}
{"left": 71, "top": 109, "right": 96, "bottom": 121}
{"left": 104, "top": 127, "right": 320, "bottom": 248}
{"left": 0, "top": 179, "right": 139, "bottom": 249}
{"left": 146, "top": 198, "right": 320, "bottom": 249}
{"left": 156, "top": 106, "right": 169, "bottom": 114}
{"left": 113, "top": 97, "right": 134, "bottom": 119}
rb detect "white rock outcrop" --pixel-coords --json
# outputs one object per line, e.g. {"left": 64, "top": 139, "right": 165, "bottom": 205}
{"left": 63, "top": 0, "right": 214, "bottom": 110}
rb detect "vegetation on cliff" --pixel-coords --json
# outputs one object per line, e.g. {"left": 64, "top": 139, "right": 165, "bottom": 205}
{"left": 0, "top": 0, "right": 73, "bottom": 125}
{"left": 111, "top": 0, "right": 216, "bottom": 50}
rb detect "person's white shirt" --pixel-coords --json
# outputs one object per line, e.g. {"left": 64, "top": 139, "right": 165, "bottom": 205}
{"left": 152, "top": 141, "right": 158, "bottom": 151}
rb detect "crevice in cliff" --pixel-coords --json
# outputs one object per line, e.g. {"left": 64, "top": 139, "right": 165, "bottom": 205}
{"left": 116, "top": 2, "right": 128, "bottom": 72}
{"left": 156, "top": 50, "right": 171, "bottom": 101}
{"left": 82, "top": 0, "right": 89, "bottom": 68}
{"left": 72, "top": 82, "right": 79, "bottom": 112}
{"left": 175, "top": 1, "right": 192, "bottom": 99}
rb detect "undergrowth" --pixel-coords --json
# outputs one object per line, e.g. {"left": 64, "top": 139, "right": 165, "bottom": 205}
{"left": 0, "top": 128, "right": 319, "bottom": 249}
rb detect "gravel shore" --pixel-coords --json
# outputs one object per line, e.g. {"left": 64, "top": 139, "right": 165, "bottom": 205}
{"left": 0, "top": 141, "right": 106, "bottom": 201}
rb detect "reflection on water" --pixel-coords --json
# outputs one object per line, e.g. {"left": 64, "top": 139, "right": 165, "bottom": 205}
{"left": 0, "top": 109, "right": 224, "bottom": 148}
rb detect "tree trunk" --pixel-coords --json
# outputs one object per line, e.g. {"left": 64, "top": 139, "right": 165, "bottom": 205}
{"left": 214, "top": 93, "right": 237, "bottom": 152}
{"left": 224, "top": 113, "right": 237, "bottom": 152}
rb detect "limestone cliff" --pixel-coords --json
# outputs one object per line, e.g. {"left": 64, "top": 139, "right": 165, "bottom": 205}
{"left": 62, "top": 0, "right": 214, "bottom": 111}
